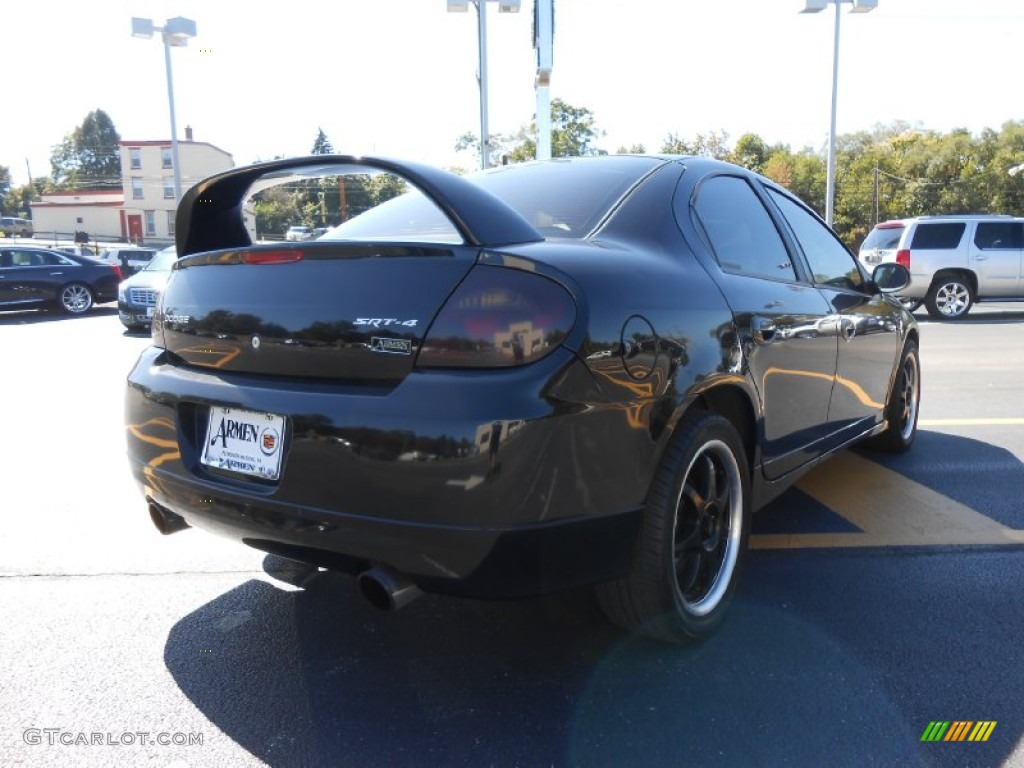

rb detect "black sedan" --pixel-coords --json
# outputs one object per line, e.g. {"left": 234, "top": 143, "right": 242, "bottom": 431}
{"left": 126, "top": 155, "right": 919, "bottom": 642}
{"left": 0, "top": 245, "right": 121, "bottom": 314}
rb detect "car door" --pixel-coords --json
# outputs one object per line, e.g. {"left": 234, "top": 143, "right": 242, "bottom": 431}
{"left": 971, "top": 221, "right": 1024, "bottom": 297}
{"left": 766, "top": 188, "right": 904, "bottom": 438}
{"left": 690, "top": 174, "right": 838, "bottom": 480}
{"left": 0, "top": 249, "right": 53, "bottom": 305}
{"left": 3, "top": 249, "right": 75, "bottom": 305}
{"left": 0, "top": 249, "right": 15, "bottom": 304}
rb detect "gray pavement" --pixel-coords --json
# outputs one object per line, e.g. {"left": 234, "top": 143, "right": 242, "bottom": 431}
{"left": 1, "top": 303, "right": 1022, "bottom": 768}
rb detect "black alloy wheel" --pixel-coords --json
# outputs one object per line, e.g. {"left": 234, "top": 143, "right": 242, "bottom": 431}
{"left": 597, "top": 410, "right": 751, "bottom": 643}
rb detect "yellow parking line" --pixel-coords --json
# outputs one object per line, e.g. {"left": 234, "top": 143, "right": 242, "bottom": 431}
{"left": 919, "top": 418, "right": 1024, "bottom": 426}
{"left": 750, "top": 452, "right": 1024, "bottom": 550}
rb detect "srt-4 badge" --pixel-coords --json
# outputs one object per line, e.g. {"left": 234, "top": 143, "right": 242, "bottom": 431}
{"left": 355, "top": 318, "right": 418, "bottom": 328}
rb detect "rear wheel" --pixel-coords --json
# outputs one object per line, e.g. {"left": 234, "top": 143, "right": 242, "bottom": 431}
{"left": 596, "top": 410, "right": 750, "bottom": 643}
{"left": 59, "top": 283, "right": 94, "bottom": 314}
{"left": 868, "top": 339, "right": 920, "bottom": 453}
{"left": 925, "top": 275, "right": 973, "bottom": 319}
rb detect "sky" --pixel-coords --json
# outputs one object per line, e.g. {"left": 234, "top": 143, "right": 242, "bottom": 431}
{"left": 3, "top": 0, "right": 1023, "bottom": 188}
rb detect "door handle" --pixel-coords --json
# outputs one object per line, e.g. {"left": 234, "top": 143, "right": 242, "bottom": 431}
{"left": 752, "top": 316, "right": 777, "bottom": 345}
{"left": 974, "top": 255, "right": 988, "bottom": 261}
{"left": 840, "top": 317, "right": 857, "bottom": 341}
{"left": 49, "top": 271, "right": 64, "bottom": 276}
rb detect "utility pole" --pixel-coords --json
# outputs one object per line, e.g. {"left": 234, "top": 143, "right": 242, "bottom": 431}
{"left": 873, "top": 165, "right": 879, "bottom": 225}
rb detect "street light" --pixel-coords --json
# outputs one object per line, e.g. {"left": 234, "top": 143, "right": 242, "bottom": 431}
{"left": 801, "top": 0, "right": 876, "bottom": 227}
{"left": 447, "top": 0, "right": 521, "bottom": 169}
{"left": 131, "top": 16, "right": 197, "bottom": 202}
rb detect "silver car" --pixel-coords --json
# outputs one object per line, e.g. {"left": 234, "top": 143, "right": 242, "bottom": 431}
{"left": 858, "top": 215, "right": 1024, "bottom": 319}
{"left": 117, "top": 246, "right": 177, "bottom": 330}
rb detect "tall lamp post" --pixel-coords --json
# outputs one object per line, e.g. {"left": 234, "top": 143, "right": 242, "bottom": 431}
{"left": 447, "top": 1, "right": 521, "bottom": 169}
{"left": 131, "top": 16, "right": 197, "bottom": 202}
{"left": 801, "top": 0, "right": 876, "bottom": 227}
{"left": 534, "top": 0, "right": 553, "bottom": 160}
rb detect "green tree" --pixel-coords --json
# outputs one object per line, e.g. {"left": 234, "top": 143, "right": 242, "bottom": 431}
{"left": 467, "top": 99, "right": 608, "bottom": 165}
{"left": 0, "top": 165, "right": 10, "bottom": 214}
{"left": 50, "top": 109, "right": 122, "bottom": 189}
{"left": 311, "top": 128, "right": 334, "bottom": 155}
{"left": 659, "top": 130, "right": 731, "bottom": 159}
{"left": 731, "top": 133, "right": 770, "bottom": 173}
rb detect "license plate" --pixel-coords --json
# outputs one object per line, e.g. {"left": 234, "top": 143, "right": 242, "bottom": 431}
{"left": 864, "top": 253, "right": 881, "bottom": 264}
{"left": 201, "top": 406, "right": 286, "bottom": 480}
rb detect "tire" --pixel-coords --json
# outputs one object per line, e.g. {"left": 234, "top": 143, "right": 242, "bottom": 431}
{"left": 596, "top": 410, "right": 751, "bottom": 643}
{"left": 925, "top": 275, "right": 973, "bottom": 319}
{"left": 868, "top": 339, "right": 920, "bottom": 453}
{"left": 59, "top": 283, "right": 94, "bottom": 314}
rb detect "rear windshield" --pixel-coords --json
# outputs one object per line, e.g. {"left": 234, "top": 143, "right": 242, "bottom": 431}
{"left": 910, "top": 222, "right": 966, "bottom": 249}
{"left": 861, "top": 224, "right": 904, "bottom": 251}
{"left": 323, "top": 157, "right": 664, "bottom": 244}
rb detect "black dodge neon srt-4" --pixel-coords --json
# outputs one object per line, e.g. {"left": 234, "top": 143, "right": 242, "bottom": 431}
{"left": 125, "top": 154, "right": 919, "bottom": 642}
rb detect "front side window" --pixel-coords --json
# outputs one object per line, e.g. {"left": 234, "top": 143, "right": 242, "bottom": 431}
{"left": 974, "top": 222, "right": 1023, "bottom": 250}
{"left": 145, "top": 211, "right": 156, "bottom": 237}
{"left": 161, "top": 148, "right": 173, "bottom": 169}
{"left": 911, "top": 222, "right": 966, "bottom": 249}
{"left": 693, "top": 176, "right": 796, "bottom": 282}
{"left": 768, "top": 188, "right": 863, "bottom": 291}
{"left": 132, "top": 177, "right": 144, "bottom": 200}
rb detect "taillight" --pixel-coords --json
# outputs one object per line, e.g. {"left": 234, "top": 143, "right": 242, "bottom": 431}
{"left": 416, "top": 266, "right": 575, "bottom": 368}
{"left": 111, "top": 265, "right": 123, "bottom": 280}
{"left": 896, "top": 249, "right": 910, "bottom": 268}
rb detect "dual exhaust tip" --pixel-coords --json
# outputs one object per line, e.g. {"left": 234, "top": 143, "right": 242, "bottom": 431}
{"left": 146, "top": 500, "right": 422, "bottom": 611}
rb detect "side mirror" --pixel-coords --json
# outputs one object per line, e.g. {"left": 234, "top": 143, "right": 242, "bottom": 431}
{"left": 872, "top": 262, "right": 911, "bottom": 293}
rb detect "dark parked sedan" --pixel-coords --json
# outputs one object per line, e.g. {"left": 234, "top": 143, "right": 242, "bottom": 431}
{"left": 0, "top": 245, "right": 121, "bottom": 314}
{"left": 126, "top": 155, "right": 919, "bottom": 642}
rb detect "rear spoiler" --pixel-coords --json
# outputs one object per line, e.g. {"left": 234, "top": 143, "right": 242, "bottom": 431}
{"left": 175, "top": 155, "right": 544, "bottom": 257}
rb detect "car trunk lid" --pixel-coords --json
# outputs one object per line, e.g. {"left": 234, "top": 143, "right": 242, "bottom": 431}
{"left": 156, "top": 243, "right": 479, "bottom": 381}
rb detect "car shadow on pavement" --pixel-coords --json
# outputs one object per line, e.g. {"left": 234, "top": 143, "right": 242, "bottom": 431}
{"left": 163, "top": 553, "right": 958, "bottom": 767}
{"left": 0, "top": 305, "right": 117, "bottom": 325}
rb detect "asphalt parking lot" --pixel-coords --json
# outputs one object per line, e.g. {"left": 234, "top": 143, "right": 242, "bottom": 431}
{"left": 1, "top": 303, "right": 1022, "bottom": 768}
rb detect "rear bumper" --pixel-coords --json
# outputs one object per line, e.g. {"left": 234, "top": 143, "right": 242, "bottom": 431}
{"left": 126, "top": 345, "right": 654, "bottom": 597}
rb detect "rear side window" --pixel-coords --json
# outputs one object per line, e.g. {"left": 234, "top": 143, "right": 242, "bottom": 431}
{"left": 910, "top": 222, "right": 965, "bottom": 249}
{"left": 974, "top": 222, "right": 1023, "bottom": 250}
{"left": 861, "top": 224, "right": 904, "bottom": 251}
{"left": 693, "top": 176, "right": 796, "bottom": 282}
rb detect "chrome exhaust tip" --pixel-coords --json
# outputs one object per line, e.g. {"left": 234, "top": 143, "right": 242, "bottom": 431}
{"left": 148, "top": 501, "right": 191, "bottom": 535}
{"left": 358, "top": 566, "right": 422, "bottom": 611}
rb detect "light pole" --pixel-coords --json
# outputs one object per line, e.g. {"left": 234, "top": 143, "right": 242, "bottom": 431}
{"left": 131, "top": 16, "right": 197, "bottom": 201}
{"left": 447, "top": 1, "right": 521, "bottom": 169}
{"left": 800, "top": 0, "right": 876, "bottom": 227}
{"left": 534, "top": 0, "right": 553, "bottom": 160}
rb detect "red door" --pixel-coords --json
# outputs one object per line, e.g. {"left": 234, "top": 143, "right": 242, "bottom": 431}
{"left": 127, "top": 215, "right": 143, "bottom": 244}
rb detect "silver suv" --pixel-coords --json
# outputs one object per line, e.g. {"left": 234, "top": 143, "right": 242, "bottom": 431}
{"left": 859, "top": 215, "right": 1024, "bottom": 319}
{"left": 0, "top": 217, "right": 33, "bottom": 237}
